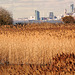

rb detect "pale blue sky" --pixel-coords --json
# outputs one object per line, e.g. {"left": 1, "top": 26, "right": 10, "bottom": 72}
{"left": 0, "top": 0, "right": 75, "bottom": 19}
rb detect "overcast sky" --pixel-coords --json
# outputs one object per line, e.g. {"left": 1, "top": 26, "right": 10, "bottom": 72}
{"left": 0, "top": 0, "right": 75, "bottom": 19}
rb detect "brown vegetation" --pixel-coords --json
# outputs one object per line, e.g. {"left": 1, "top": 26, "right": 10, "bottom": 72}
{"left": 0, "top": 23, "right": 75, "bottom": 64}
{"left": 0, "top": 53, "right": 75, "bottom": 75}
{"left": 0, "top": 7, "right": 13, "bottom": 25}
{"left": 0, "top": 23, "right": 75, "bottom": 74}
{"left": 62, "top": 16, "right": 75, "bottom": 23}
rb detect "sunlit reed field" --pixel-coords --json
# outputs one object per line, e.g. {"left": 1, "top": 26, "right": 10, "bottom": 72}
{"left": 0, "top": 23, "right": 75, "bottom": 65}
{"left": 0, "top": 52, "right": 75, "bottom": 75}
{"left": 0, "top": 23, "right": 75, "bottom": 75}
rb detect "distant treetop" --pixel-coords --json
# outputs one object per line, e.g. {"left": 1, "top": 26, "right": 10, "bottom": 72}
{"left": 0, "top": 7, "right": 13, "bottom": 25}
{"left": 62, "top": 16, "right": 75, "bottom": 24}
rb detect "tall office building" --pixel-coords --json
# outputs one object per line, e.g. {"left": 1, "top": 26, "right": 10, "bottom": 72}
{"left": 64, "top": 9, "right": 67, "bottom": 16}
{"left": 74, "top": 8, "right": 75, "bottom": 13}
{"left": 35, "top": 10, "right": 40, "bottom": 20}
{"left": 49, "top": 12, "right": 54, "bottom": 19}
{"left": 64, "top": 9, "right": 67, "bottom": 14}
{"left": 70, "top": 4, "right": 74, "bottom": 12}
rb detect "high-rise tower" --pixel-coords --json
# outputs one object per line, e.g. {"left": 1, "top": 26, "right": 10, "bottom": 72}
{"left": 64, "top": 9, "right": 67, "bottom": 16}
{"left": 49, "top": 12, "right": 54, "bottom": 19}
{"left": 35, "top": 10, "right": 40, "bottom": 20}
{"left": 70, "top": 4, "right": 74, "bottom": 13}
{"left": 74, "top": 8, "right": 75, "bottom": 13}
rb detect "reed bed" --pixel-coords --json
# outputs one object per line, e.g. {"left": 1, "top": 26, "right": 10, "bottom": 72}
{"left": 0, "top": 52, "right": 75, "bottom": 75}
{"left": 0, "top": 23, "right": 75, "bottom": 64}
{"left": 0, "top": 23, "right": 75, "bottom": 75}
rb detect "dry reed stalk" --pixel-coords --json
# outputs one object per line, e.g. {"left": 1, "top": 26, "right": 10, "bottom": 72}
{"left": 0, "top": 24, "right": 75, "bottom": 64}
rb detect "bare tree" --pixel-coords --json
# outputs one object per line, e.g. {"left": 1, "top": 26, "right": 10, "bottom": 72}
{"left": 62, "top": 16, "right": 75, "bottom": 23}
{"left": 0, "top": 7, "right": 13, "bottom": 25}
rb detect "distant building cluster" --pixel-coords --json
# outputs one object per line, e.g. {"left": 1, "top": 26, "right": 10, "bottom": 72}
{"left": 64, "top": 4, "right": 75, "bottom": 19}
{"left": 14, "top": 3, "right": 75, "bottom": 24}
{"left": 15, "top": 10, "right": 58, "bottom": 22}
{"left": 29, "top": 10, "right": 57, "bottom": 21}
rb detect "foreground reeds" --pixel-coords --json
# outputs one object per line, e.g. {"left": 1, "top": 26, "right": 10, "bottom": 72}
{"left": 0, "top": 23, "right": 75, "bottom": 64}
{"left": 0, "top": 23, "right": 75, "bottom": 75}
{"left": 0, "top": 53, "right": 75, "bottom": 75}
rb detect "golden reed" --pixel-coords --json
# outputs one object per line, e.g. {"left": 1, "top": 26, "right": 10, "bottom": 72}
{"left": 0, "top": 23, "right": 75, "bottom": 64}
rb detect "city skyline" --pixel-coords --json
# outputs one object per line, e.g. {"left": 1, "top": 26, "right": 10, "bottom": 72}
{"left": 0, "top": 0, "right": 75, "bottom": 19}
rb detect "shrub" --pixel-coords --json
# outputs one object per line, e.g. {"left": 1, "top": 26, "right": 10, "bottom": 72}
{"left": 62, "top": 16, "right": 75, "bottom": 23}
{"left": 0, "top": 7, "right": 13, "bottom": 25}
